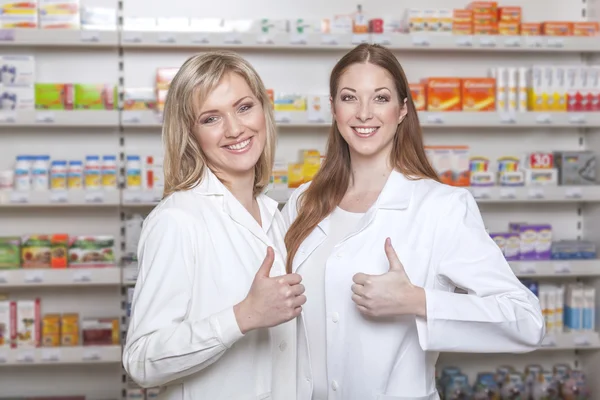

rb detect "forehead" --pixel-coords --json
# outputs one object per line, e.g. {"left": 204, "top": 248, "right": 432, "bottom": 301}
{"left": 338, "top": 62, "right": 395, "bottom": 91}
{"left": 193, "top": 71, "right": 254, "bottom": 110}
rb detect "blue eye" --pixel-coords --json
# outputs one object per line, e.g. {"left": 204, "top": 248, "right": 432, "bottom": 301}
{"left": 202, "top": 116, "right": 218, "bottom": 124}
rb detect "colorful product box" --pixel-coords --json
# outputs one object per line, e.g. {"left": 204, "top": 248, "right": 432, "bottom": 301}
{"left": 453, "top": 9, "right": 472, "bottom": 24}
{"left": 452, "top": 22, "right": 473, "bottom": 35}
{"left": 498, "top": 7, "right": 521, "bottom": 23}
{"left": 38, "top": 0, "right": 80, "bottom": 29}
{"left": 35, "top": 83, "right": 74, "bottom": 110}
{"left": 424, "top": 78, "right": 461, "bottom": 111}
{"left": 0, "top": 237, "right": 20, "bottom": 269}
{"left": 155, "top": 67, "right": 179, "bottom": 91}
{"left": 409, "top": 83, "right": 426, "bottom": 111}
{"left": 0, "top": 86, "right": 34, "bottom": 110}
{"left": 287, "top": 163, "right": 303, "bottom": 189}
{"left": 498, "top": 21, "right": 519, "bottom": 36}
{"left": 14, "top": 298, "right": 41, "bottom": 348}
{"left": 554, "top": 151, "right": 596, "bottom": 186}
{"left": 407, "top": 9, "right": 424, "bottom": 33}
{"left": 123, "top": 88, "right": 156, "bottom": 111}
{"left": 0, "top": 0, "right": 38, "bottom": 28}
{"left": 0, "top": 55, "right": 35, "bottom": 86}
{"left": 0, "top": 299, "right": 13, "bottom": 348}
{"left": 467, "top": 1, "right": 497, "bottom": 14}
{"left": 42, "top": 314, "right": 60, "bottom": 347}
{"left": 521, "top": 23, "right": 542, "bottom": 36}
{"left": 60, "top": 313, "right": 79, "bottom": 346}
{"left": 74, "top": 84, "right": 117, "bottom": 110}
{"left": 573, "top": 22, "right": 599, "bottom": 36}
{"left": 461, "top": 78, "right": 496, "bottom": 112}
{"left": 473, "top": 23, "right": 498, "bottom": 35}
{"left": 21, "top": 234, "right": 51, "bottom": 268}
{"left": 542, "top": 22, "right": 572, "bottom": 36}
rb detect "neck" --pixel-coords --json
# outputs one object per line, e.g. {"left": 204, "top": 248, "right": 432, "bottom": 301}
{"left": 348, "top": 151, "right": 392, "bottom": 192}
{"left": 216, "top": 170, "right": 256, "bottom": 210}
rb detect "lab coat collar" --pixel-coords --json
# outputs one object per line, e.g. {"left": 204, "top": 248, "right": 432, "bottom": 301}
{"left": 316, "top": 170, "right": 415, "bottom": 235}
{"left": 191, "top": 168, "right": 278, "bottom": 243}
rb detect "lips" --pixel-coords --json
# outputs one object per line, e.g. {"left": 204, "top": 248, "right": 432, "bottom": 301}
{"left": 352, "top": 126, "right": 380, "bottom": 138}
{"left": 223, "top": 137, "right": 253, "bottom": 153}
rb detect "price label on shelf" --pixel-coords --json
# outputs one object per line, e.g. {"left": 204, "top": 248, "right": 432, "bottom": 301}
{"left": 274, "top": 112, "right": 291, "bottom": 124}
{"left": 72, "top": 270, "right": 92, "bottom": 283}
{"left": 503, "top": 36, "right": 521, "bottom": 48}
{"left": 123, "top": 191, "right": 142, "bottom": 203}
{"left": 24, "top": 270, "right": 44, "bottom": 283}
{"left": 124, "top": 267, "right": 139, "bottom": 284}
{"left": 425, "top": 114, "right": 444, "bottom": 124}
{"left": 351, "top": 34, "right": 369, "bottom": 45}
{"left": 525, "top": 36, "right": 543, "bottom": 48}
{"left": 122, "top": 31, "right": 142, "bottom": 43}
{"left": 478, "top": 36, "right": 496, "bottom": 47}
{"left": 85, "top": 191, "right": 105, "bottom": 204}
{"left": 0, "top": 29, "right": 15, "bottom": 41}
{"left": 546, "top": 37, "right": 564, "bottom": 48}
{"left": 122, "top": 112, "right": 141, "bottom": 124}
{"left": 535, "top": 113, "right": 552, "bottom": 124}
{"left": 17, "top": 351, "right": 34, "bottom": 363}
{"left": 499, "top": 188, "right": 517, "bottom": 199}
{"left": 0, "top": 111, "right": 16, "bottom": 123}
{"left": 41, "top": 349, "right": 61, "bottom": 362}
{"left": 528, "top": 152, "right": 554, "bottom": 169}
{"left": 554, "top": 262, "right": 571, "bottom": 274}
{"left": 541, "top": 335, "right": 556, "bottom": 347}
{"left": 157, "top": 33, "right": 176, "bottom": 44}
{"left": 50, "top": 191, "right": 68, "bottom": 204}
{"left": 574, "top": 335, "right": 591, "bottom": 347}
{"left": 471, "top": 187, "right": 491, "bottom": 199}
{"left": 568, "top": 114, "right": 586, "bottom": 125}
{"left": 9, "top": 191, "right": 29, "bottom": 204}
{"left": 518, "top": 263, "right": 537, "bottom": 275}
{"left": 80, "top": 31, "right": 100, "bottom": 43}
{"left": 223, "top": 33, "right": 242, "bottom": 44}
{"left": 499, "top": 112, "right": 516, "bottom": 124}
{"left": 0, "top": 271, "right": 7, "bottom": 284}
{"left": 82, "top": 349, "right": 101, "bottom": 362}
{"left": 565, "top": 187, "right": 582, "bottom": 199}
{"left": 191, "top": 33, "right": 210, "bottom": 44}
{"left": 527, "top": 187, "right": 545, "bottom": 199}
{"left": 411, "top": 35, "right": 430, "bottom": 47}
{"left": 372, "top": 35, "right": 391, "bottom": 45}
{"left": 321, "top": 34, "right": 338, "bottom": 45}
{"left": 35, "top": 112, "right": 55, "bottom": 123}
{"left": 0, "top": 353, "right": 6, "bottom": 363}
{"left": 455, "top": 35, "right": 473, "bottom": 47}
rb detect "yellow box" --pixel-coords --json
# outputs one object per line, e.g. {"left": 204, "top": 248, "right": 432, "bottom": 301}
{"left": 60, "top": 313, "right": 79, "bottom": 346}
{"left": 498, "top": 21, "right": 519, "bottom": 36}
{"left": 527, "top": 66, "right": 545, "bottom": 111}
{"left": 274, "top": 95, "right": 307, "bottom": 112}
{"left": 288, "top": 164, "right": 304, "bottom": 189}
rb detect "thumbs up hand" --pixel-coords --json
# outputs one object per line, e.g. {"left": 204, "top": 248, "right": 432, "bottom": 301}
{"left": 351, "top": 238, "right": 426, "bottom": 318}
{"left": 234, "top": 247, "right": 306, "bottom": 334}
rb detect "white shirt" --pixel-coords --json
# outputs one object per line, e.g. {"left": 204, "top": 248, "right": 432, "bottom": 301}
{"left": 283, "top": 171, "right": 545, "bottom": 400}
{"left": 297, "top": 207, "right": 364, "bottom": 400}
{"left": 123, "top": 169, "right": 297, "bottom": 400}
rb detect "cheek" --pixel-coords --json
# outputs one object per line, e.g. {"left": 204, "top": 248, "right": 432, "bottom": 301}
{"left": 374, "top": 105, "right": 402, "bottom": 124}
{"left": 333, "top": 102, "right": 356, "bottom": 122}
{"left": 193, "top": 126, "right": 222, "bottom": 155}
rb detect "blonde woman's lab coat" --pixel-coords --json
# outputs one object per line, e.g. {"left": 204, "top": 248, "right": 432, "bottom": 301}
{"left": 123, "top": 169, "right": 297, "bottom": 400}
{"left": 283, "top": 171, "right": 545, "bottom": 400}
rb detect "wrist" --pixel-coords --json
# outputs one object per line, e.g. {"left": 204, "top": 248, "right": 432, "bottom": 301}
{"left": 409, "top": 286, "right": 427, "bottom": 318}
{"left": 233, "top": 299, "right": 256, "bottom": 334}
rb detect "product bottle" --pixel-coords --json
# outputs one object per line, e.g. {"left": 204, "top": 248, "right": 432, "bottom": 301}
{"left": 517, "top": 67, "right": 529, "bottom": 112}
{"left": 14, "top": 155, "right": 32, "bottom": 191}
{"left": 102, "top": 155, "right": 118, "bottom": 190}
{"left": 31, "top": 155, "right": 50, "bottom": 191}
{"left": 126, "top": 155, "right": 142, "bottom": 190}
{"left": 67, "top": 160, "right": 83, "bottom": 189}
{"left": 50, "top": 160, "right": 68, "bottom": 191}
{"left": 84, "top": 155, "right": 101, "bottom": 190}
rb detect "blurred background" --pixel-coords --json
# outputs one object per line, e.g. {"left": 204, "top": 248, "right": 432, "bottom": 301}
{"left": 0, "top": 0, "right": 599, "bottom": 399}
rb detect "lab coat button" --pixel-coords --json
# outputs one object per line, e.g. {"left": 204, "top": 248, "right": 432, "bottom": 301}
{"left": 279, "top": 341, "right": 287, "bottom": 351}
{"left": 331, "top": 380, "right": 339, "bottom": 391}
{"left": 331, "top": 312, "right": 340, "bottom": 323}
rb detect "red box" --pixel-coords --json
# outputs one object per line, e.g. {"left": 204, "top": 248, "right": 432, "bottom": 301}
{"left": 369, "top": 19, "right": 383, "bottom": 33}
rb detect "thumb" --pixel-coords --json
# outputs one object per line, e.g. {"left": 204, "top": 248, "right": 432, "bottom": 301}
{"left": 384, "top": 238, "right": 405, "bottom": 272}
{"left": 257, "top": 247, "right": 275, "bottom": 277}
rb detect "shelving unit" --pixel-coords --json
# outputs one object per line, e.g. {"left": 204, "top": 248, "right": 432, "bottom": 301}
{"left": 0, "top": 0, "right": 599, "bottom": 397}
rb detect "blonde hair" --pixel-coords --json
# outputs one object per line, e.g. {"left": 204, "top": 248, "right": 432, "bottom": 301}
{"left": 162, "top": 51, "right": 277, "bottom": 198}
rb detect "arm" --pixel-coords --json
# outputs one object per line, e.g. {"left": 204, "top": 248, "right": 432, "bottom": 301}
{"left": 122, "top": 209, "right": 243, "bottom": 388}
{"left": 415, "top": 189, "right": 545, "bottom": 353}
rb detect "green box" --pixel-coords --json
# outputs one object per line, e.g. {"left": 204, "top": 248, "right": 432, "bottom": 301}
{"left": 0, "top": 237, "right": 20, "bottom": 269}
{"left": 74, "top": 84, "right": 117, "bottom": 110}
{"left": 35, "top": 83, "right": 73, "bottom": 110}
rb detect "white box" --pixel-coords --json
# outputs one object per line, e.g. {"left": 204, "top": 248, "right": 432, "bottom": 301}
{"left": 329, "top": 15, "right": 353, "bottom": 34}
{"left": 0, "top": 55, "right": 35, "bottom": 86}
{"left": 406, "top": 9, "right": 424, "bottom": 33}
{"left": 0, "top": 85, "right": 34, "bottom": 110}
{"left": 39, "top": 0, "right": 80, "bottom": 29}
{"left": 15, "top": 299, "right": 40, "bottom": 348}
{"left": 189, "top": 18, "right": 225, "bottom": 33}
{"left": 307, "top": 95, "right": 330, "bottom": 123}
{"left": 80, "top": 7, "right": 117, "bottom": 31}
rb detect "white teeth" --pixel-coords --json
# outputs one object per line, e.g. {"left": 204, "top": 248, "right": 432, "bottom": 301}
{"left": 355, "top": 127, "right": 377, "bottom": 134}
{"left": 227, "top": 138, "right": 250, "bottom": 150}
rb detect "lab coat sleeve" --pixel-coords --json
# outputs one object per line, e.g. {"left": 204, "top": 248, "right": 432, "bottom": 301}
{"left": 415, "top": 188, "right": 545, "bottom": 353}
{"left": 122, "top": 208, "right": 244, "bottom": 388}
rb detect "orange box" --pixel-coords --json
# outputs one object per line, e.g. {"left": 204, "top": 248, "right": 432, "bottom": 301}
{"left": 473, "top": 11, "right": 497, "bottom": 25}
{"left": 453, "top": 9, "right": 473, "bottom": 24}
{"left": 156, "top": 67, "right": 179, "bottom": 91}
{"left": 521, "top": 23, "right": 542, "bottom": 36}
{"left": 573, "top": 22, "right": 599, "bottom": 36}
{"left": 424, "top": 78, "right": 462, "bottom": 112}
{"left": 461, "top": 78, "right": 496, "bottom": 112}
{"left": 409, "top": 83, "right": 426, "bottom": 111}
{"left": 50, "top": 234, "right": 68, "bottom": 268}
{"left": 467, "top": 1, "right": 498, "bottom": 13}
{"left": 542, "top": 22, "right": 573, "bottom": 36}
{"left": 499, "top": 21, "right": 520, "bottom": 35}
{"left": 474, "top": 23, "right": 498, "bottom": 35}
{"left": 498, "top": 7, "right": 521, "bottom": 23}
{"left": 453, "top": 22, "right": 473, "bottom": 35}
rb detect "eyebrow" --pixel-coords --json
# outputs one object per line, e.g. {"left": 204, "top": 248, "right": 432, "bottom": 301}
{"left": 340, "top": 87, "right": 391, "bottom": 93}
{"left": 198, "top": 95, "right": 252, "bottom": 117}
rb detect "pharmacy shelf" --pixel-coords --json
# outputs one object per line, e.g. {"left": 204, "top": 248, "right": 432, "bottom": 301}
{"left": 119, "top": 31, "right": 600, "bottom": 53}
{"left": 511, "top": 260, "right": 600, "bottom": 278}
{"left": 122, "top": 266, "right": 138, "bottom": 286}
{"left": 121, "top": 189, "right": 163, "bottom": 206}
{"left": 0, "top": 29, "right": 118, "bottom": 47}
{"left": 121, "top": 110, "right": 600, "bottom": 130}
{"left": 266, "top": 186, "right": 600, "bottom": 205}
{"left": 538, "top": 331, "right": 600, "bottom": 351}
{"left": 0, "top": 267, "right": 121, "bottom": 288}
{"left": 0, "top": 110, "right": 119, "bottom": 128}
{"left": 0, "top": 345, "right": 122, "bottom": 366}
{"left": 0, "top": 190, "right": 120, "bottom": 207}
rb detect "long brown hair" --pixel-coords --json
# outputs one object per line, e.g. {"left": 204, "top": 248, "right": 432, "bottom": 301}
{"left": 284, "top": 43, "right": 439, "bottom": 273}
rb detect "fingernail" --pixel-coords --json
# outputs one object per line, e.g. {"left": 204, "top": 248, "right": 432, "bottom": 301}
{"left": 386, "top": 237, "right": 391, "bottom": 246}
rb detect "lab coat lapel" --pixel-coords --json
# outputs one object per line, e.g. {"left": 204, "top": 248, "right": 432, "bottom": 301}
{"left": 291, "top": 215, "right": 329, "bottom": 273}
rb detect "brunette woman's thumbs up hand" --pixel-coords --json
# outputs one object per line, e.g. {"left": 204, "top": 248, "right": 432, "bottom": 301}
{"left": 234, "top": 247, "right": 306, "bottom": 334}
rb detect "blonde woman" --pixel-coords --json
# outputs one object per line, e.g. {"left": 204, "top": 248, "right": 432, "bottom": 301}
{"left": 123, "top": 51, "right": 306, "bottom": 399}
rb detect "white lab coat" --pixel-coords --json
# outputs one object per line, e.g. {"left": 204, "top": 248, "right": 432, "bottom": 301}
{"left": 123, "top": 169, "right": 296, "bottom": 400}
{"left": 283, "top": 170, "right": 545, "bottom": 400}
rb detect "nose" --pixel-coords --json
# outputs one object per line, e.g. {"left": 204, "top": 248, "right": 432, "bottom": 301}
{"left": 356, "top": 100, "right": 373, "bottom": 122}
{"left": 224, "top": 112, "right": 243, "bottom": 138}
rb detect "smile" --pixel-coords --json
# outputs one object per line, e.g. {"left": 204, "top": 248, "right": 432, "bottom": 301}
{"left": 224, "top": 137, "right": 252, "bottom": 153}
{"left": 352, "top": 127, "right": 379, "bottom": 137}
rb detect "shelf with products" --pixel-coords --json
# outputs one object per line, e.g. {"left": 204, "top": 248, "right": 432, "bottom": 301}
{"left": 0, "top": 29, "right": 119, "bottom": 47}
{"left": 0, "top": 345, "right": 122, "bottom": 366}
{"left": 511, "top": 260, "right": 600, "bottom": 278}
{"left": 0, "top": 190, "right": 120, "bottom": 207}
{"left": 0, "top": 268, "right": 121, "bottom": 288}
{"left": 0, "top": 110, "right": 119, "bottom": 128}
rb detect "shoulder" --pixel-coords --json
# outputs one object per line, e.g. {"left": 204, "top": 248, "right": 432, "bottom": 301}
{"left": 144, "top": 189, "right": 210, "bottom": 233}
{"left": 414, "top": 179, "right": 477, "bottom": 216}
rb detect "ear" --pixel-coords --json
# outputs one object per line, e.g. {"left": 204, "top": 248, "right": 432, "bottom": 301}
{"left": 398, "top": 98, "right": 408, "bottom": 124}
{"left": 329, "top": 96, "right": 335, "bottom": 117}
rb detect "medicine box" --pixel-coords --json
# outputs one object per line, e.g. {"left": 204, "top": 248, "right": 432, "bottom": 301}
{"left": 15, "top": 298, "right": 41, "bottom": 348}
{"left": 123, "top": 88, "right": 156, "bottom": 111}
{"left": 38, "top": 0, "right": 80, "bottom": 29}
{"left": 424, "top": 78, "right": 461, "bottom": 112}
{"left": 307, "top": 95, "right": 330, "bottom": 123}
{"left": 554, "top": 151, "right": 596, "bottom": 186}
{"left": 0, "top": 0, "right": 38, "bottom": 28}
{"left": 0, "top": 236, "right": 20, "bottom": 268}
{"left": 74, "top": 84, "right": 117, "bottom": 110}
{"left": 0, "top": 85, "right": 34, "bottom": 110}
{"left": 0, "top": 55, "right": 35, "bottom": 86}
{"left": 461, "top": 78, "right": 496, "bottom": 112}
{"left": 0, "top": 299, "right": 14, "bottom": 348}
{"left": 409, "top": 83, "right": 426, "bottom": 111}
{"left": 35, "top": 83, "right": 74, "bottom": 110}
